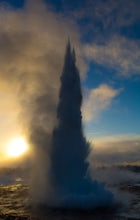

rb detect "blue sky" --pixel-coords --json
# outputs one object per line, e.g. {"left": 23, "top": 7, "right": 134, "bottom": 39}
{"left": 0, "top": 0, "right": 139, "bottom": 165}
{"left": 83, "top": 65, "right": 140, "bottom": 137}
{"left": 44, "top": 0, "right": 140, "bottom": 138}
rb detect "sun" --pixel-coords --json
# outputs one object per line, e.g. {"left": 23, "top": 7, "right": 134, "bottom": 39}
{"left": 7, "top": 137, "right": 28, "bottom": 158}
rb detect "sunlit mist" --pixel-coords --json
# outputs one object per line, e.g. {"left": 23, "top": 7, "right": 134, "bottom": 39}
{"left": 7, "top": 137, "right": 28, "bottom": 158}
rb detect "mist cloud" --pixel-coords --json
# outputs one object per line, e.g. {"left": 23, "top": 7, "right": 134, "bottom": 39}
{"left": 84, "top": 36, "right": 140, "bottom": 76}
{"left": 82, "top": 84, "right": 121, "bottom": 122}
{"left": 0, "top": 0, "right": 139, "bottom": 152}
{"left": 87, "top": 135, "right": 140, "bottom": 187}
{"left": 0, "top": 0, "right": 87, "bottom": 155}
{"left": 0, "top": 0, "right": 139, "bottom": 171}
{"left": 71, "top": 0, "right": 140, "bottom": 38}
{"left": 89, "top": 135, "right": 140, "bottom": 166}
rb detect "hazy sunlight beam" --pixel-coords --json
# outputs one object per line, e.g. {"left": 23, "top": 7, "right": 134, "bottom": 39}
{"left": 7, "top": 137, "right": 28, "bottom": 158}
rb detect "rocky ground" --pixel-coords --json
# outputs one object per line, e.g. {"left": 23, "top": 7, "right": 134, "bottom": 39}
{"left": 0, "top": 167, "right": 139, "bottom": 220}
{"left": 0, "top": 182, "right": 139, "bottom": 220}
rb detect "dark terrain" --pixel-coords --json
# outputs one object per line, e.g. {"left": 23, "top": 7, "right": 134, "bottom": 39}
{"left": 0, "top": 166, "right": 139, "bottom": 220}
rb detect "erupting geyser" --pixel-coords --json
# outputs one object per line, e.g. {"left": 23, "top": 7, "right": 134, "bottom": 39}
{"left": 31, "top": 41, "right": 113, "bottom": 209}
{"left": 51, "top": 42, "right": 89, "bottom": 196}
{"left": 50, "top": 41, "right": 113, "bottom": 209}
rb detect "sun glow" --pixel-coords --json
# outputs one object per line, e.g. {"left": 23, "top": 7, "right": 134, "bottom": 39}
{"left": 7, "top": 137, "right": 28, "bottom": 158}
